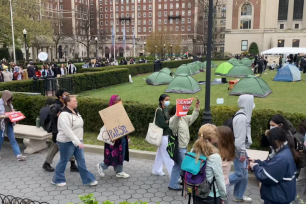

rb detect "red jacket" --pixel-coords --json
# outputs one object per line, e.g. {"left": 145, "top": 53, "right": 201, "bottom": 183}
{"left": 13, "top": 72, "right": 23, "bottom": 80}
{"left": 36, "top": 71, "right": 41, "bottom": 78}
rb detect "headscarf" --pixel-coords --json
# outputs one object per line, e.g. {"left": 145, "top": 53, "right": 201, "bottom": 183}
{"left": 109, "top": 95, "right": 118, "bottom": 107}
{"left": 2, "top": 90, "right": 12, "bottom": 105}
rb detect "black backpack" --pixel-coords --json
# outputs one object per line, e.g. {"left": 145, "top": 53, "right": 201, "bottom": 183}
{"left": 41, "top": 105, "right": 53, "bottom": 133}
{"left": 223, "top": 112, "right": 246, "bottom": 131}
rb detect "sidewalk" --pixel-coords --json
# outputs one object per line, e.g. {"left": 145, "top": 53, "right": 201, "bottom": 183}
{"left": 0, "top": 143, "right": 264, "bottom": 204}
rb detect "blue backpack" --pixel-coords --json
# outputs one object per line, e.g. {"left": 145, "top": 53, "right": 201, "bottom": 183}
{"left": 181, "top": 152, "right": 216, "bottom": 204}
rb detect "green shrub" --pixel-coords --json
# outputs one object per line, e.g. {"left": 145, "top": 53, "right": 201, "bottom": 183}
{"left": 15, "top": 48, "right": 23, "bottom": 60}
{"left": 8, "top": 94, "right": 306, "bottom": 150}
{"left": 249, "top": 42, "right": 259, "bottom": 55}
{"left": 162, "top": 59, "right": 193, "bottom": 68}
{"left": 0, "top": 79, "right": 45, "bottom": 94}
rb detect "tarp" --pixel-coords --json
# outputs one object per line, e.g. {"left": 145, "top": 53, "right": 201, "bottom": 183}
{"left": 175, "top": 64, "right": 197, "bottom": 76}
{"left": 229, "top": 75, "right": 272, "bottom": 98}
{"left": 146, "top": 71, "right": 173, "bottom": 86}
{"left": 261, "top": 47, "right": 306, "bottom": 55}
{"left": 240, "top": 58, "right": 253, "bottom": 67}
{"left": 226, "top": 65, "right": 253, "bottom": 77}
{"left": 165, "top": 75, "right": 201, "bottom": 94}
{"left": 273, "top": 64, "right": 301, "bottom": 82}
{"left": 215, "top": 62, "right": 234, "bottom": 75}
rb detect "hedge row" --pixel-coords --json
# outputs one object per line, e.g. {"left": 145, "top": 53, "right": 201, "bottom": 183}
{"left": 8, "top": 94, "right": 306, "bottom": 149}
{"left": 80, "top": 59, "right": 194, "bottom": 76}
{"left": 0, "top": 68, "right": 129, "bottom": 94}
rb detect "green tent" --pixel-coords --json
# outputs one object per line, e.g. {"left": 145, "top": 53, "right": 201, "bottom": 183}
{"left": 203, "top": 61, "right": 217, "bottom": 68}
{"left": 215, "top": 62, "right": 234, "bottom": 75}
{"left": 175, "top": 64, "right": 196, "bottom": 76}
{"left": 240, "top": 58, "right": 253, "bottom": 67}
{"left": 228, "top": 60, "right": 242, "bottom": 66}
{"left": 160, "top": 67, "right": 173, "bottom": 75}
{"left": 146, "top": 71, "right": 173, "bottom": 86}
{"left": 165, "top": 75, "right": 201, "bottom": 94}
{"left": 226, "top": 65, "right": 253, "bottom": 77}
{"left": 229, "top": 75, "right": 272, "bottom": 98}
{"left": 187, "top": 64, "right": 200, "bottom": 74}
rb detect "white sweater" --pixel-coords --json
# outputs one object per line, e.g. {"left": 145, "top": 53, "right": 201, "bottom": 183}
{"left": 57, "top": 111, "right": 84, "bottom": 146}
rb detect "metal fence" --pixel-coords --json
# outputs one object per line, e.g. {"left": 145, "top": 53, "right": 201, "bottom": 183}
{"left": 0, "top": 194, "right": 49, "bottom": 204}
{"left": 32, "top": 77, "right": 74, "bottom": 96}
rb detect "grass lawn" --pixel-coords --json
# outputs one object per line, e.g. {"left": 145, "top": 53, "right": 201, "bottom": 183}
{"left": 79, "top": 61, "right": 306, "bottom": 114}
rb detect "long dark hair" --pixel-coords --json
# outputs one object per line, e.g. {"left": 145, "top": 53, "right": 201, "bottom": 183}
{"left": 267, "top": 127, "right": 298, "bottom": 164}
{"left": 270, "top": 114, "right": 290, "bottom": 132}
{"left": 158, "top": 94, "right": 169, "bottom": 109}
{"left": 217, "top": 126, "right": 236, "bottom": 161}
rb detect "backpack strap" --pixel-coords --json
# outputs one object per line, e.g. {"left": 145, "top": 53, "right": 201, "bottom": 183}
{"left": 212, "top": 176, "right": 217, "bottom": 204}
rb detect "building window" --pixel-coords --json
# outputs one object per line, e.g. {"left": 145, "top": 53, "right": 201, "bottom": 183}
{"left": 280, "top": 24, "right": 284, "bottom": 29}
{"left": 293, "top": 0, "right": 304, "bottom": 20}
{"left": 295, "top": 24, "right": 299, "bottom": 29}
{"left": 240, "top": 3, "right": 252, "bottom": 29}
{"left": 149, "top": 12, "right": 152, "bottom": 17}
{"left": 164, "top": 19, "right": 167, "bottom": 24}
{"left": 278, "top": 0, "right": 288, "bottom": 20}
{"left": 292, "top": 39, "right": 300, "bottom": 47}
{"left": 182, "top": 18, "right": 185, "bottom": 23}
{"left": 181, "top": 26, "right": 184, "bottom": 31}
{"left": 149, "top": 27, "right": 152, "bottom": 32}
{"left": 241, "top": 40, "right": 248, "bottom": 51}
{"left": 278, "top": 39, "right": 285, "bottom": 47}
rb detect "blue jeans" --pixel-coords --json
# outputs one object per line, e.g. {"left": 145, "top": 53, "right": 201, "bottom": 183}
{"left": 0, "top": 123, "right": 21, "bottom": 156}
{"left": 52, "top": 141, "right": 96, "bottom": 185}
{"left": 100, "top": 136, "right": 127, "bottom": 173}
{"left": 229, "top": 156, "right": 248, "bottom": 199}
{"left": 169, "top": 148, "right": 187, "bottom": 189}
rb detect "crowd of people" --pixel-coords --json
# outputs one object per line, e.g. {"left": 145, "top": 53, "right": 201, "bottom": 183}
{"left": 0, "top": 90, "right": 305, "bottom": 203}
{"left": 0, "top": 60, "right": 77, "bottom": 82}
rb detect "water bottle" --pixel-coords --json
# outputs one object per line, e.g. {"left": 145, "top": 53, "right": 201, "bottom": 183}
{"left": 36, "top": 117, "right": 41, "bottom": 128}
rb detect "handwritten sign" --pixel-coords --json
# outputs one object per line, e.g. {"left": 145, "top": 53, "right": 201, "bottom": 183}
{"left": 176, "top": 98, "right": 194, "bottom": 117}
{"left": 99, "top": 102, "right": 135, "bottom": 141}
{"left": 5, "top": 112, "right": 26, "bottom": 122}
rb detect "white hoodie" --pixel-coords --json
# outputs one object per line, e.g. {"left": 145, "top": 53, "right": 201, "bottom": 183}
{"left": 233, "top": 95, "right": 254, "bottom": 155}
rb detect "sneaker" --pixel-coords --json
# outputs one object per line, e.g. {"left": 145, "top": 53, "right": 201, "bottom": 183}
{"left": 234, "top": 196, "right": 252, "bottom": 203}
{"left": 89, "top": 181, "right": 98, "bottom": 186}
{"left": 116, "top": 172, "right": 130, "bottom": 178}
{"left": 51, "top": 181, "right": 66, "bottom": 187}
{"left": 152, "top": 171, "right": 165, "bottom": 176}
{"left": 16, "top": 155, "right": 27, "bottom": 161}
{"left": 96, "top": 163, "right": 105, "bottom": 177}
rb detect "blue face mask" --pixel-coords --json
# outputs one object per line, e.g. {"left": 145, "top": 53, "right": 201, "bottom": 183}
{"left": 164, "top": 101, "right": 170, "bottom": 107}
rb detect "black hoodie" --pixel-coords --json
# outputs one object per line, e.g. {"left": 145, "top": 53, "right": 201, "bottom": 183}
{"left": 50, "top": 99, "right": 64, "bottom": 134}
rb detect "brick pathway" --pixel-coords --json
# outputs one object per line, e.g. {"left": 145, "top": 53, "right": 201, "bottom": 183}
{"left": 0, "top": 143, "right": 265, "bottom": 204}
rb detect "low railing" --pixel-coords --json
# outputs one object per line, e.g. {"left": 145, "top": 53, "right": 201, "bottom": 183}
{"left": 0, "top": 194, "right": 49, "bottom": 204}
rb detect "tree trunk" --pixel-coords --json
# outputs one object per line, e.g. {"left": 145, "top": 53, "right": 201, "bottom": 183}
{"left": 86, "top": 40, "right": 90, "bottom": 59}
{"left": 55, "top": 43, "right": 58, "bottom": 61}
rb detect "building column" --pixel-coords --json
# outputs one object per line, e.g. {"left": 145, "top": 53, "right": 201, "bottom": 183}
{"left": 302, "top": 1, "right": 306, "bottom": 29}
{"left": 287, "top": 0, "right": 294, "bottom": 29}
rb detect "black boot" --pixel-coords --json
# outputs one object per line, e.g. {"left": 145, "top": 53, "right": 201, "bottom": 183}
{"left": 70, "top": 161, "right": 79, "bottom": 172}
{"left": 43, "top": 162, "right": 55, "bottom": 172}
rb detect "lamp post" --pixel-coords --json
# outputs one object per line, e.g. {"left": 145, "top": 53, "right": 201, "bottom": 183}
{"left": 23, "top": 29, "right": 27, "bottom": 62}
{"left": 144, "top": 42, "right": 146, "bottom": 57}
{"left": 202, "top": 0, "right": 213, "bottom": 125}
{"left": 170, "top": 45, "right": 173, "bottom": 59}
{"left": 95, "top": 37, "right": 98, "bottom": 59}
{"left": 163, "top": 44, "right": 166, "bottom": 59}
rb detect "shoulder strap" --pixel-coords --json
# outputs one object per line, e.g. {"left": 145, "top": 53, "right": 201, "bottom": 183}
{"left": 234, "top": 112, "right": 246, "bottom": 118}
{"left": 153, "top": 107, "right": 162, "bottom": 123}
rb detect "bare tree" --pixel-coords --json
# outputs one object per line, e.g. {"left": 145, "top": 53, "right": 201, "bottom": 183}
{"left": 51, "top": 14, "right": 65, "bottom": 60}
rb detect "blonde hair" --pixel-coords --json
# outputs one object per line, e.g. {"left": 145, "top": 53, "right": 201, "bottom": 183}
{"left": 193, "top": 124, "right": 219, "bottom": 160}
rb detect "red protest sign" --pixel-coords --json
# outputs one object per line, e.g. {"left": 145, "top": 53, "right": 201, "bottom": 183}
{"left": 176, "top": 98, "right": 194, "bottom": 117}
{"left": 5, "top": 112, "right": 26, "bottom": 123}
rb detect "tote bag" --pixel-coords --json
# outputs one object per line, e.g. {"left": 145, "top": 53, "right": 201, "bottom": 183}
{"left": 145, "top": 108, "right": 163, "bottom": 147}
{"left": 97, "top": 126, "right": 115, "bottom": 145}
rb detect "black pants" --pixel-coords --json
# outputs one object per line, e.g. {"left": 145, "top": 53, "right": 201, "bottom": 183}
{"left": 303, "top": 66, "right": 306, "bottom": 73}
{"left": 258, "top": 67, "right": 263, "bottom": 74}
{"left": 193, "top": 196, "right": 221, "bottom": 204}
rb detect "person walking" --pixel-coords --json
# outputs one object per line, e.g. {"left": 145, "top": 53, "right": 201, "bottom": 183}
{"left": 2, "top": 65, "right": 12, "bottom": 82}
{"left": 249, "top": 128, "right": 298, "bottom": 204}
{"left": 67, "top": 61, "right": 76, "bottom": 74}
{"left": 258, "top": 58, "right": 263, "bottom": 75}
{"left": 97, "top": 95, "right": 130, "bottom": 179}
{"left": 41, "top": 65, "right": 48, "bottom": 78}
{"left": 42, "top": 90, "right": 78, "bottom": 172}
{"left": 229, "top": 94, "right": 254, "bottom": 203}
{"left": 152, "top": 94, "right": 174, "bottom": 177}
{"left": 168, "top": 99, "right": 200, "bottom": 190}
{"left": 0, "top": 90, "right": 27, "bottom": 161}
{"left": 13, "top": 66, "right": 23, "bottom": 81}
{"left": 60, "top": 64, "right": 67, "bottom": 76}
{"left": 52, "top": 95, "right": 98, "bottom": 187}
{"left": 192, "top": 124, "right": 227, "bottom": 204}
{"left": 216, "top": 126, "right": 236, "bottom": 204}
{"left": 27, "top": 61, "right": 36, "bottom": 79}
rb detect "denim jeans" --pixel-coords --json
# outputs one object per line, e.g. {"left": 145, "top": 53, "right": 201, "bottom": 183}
{"left": 169, "top": 148, "right": 187, "bottom": 189}
{"left": 100, "top": 136, "right": 126, "bottom": 173}
{"left": 0, "top": 123, "right": 21, "bottom": 156}
{"left": 52, "top": 141, "right": 96, "bottom": 185}
{"left": 229, "top": 156, "right": 248, "bottom": 200}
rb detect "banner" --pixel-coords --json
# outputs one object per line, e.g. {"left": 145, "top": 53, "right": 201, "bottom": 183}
{"left": 176, "top": 98, "right": 194, "bottom": 117}
{"left": 5, "top": 112, "right": 26, "bottom": 123}
{"left": 99, "top": 102, "right": 135, "bottom": 141}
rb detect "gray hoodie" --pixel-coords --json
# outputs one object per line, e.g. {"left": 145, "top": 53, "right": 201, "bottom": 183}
{"left": 233, "top": 95, "right": 254, "bottom": 156}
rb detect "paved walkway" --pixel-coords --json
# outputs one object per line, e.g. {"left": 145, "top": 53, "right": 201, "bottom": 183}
{"left": 0, "top": 143, "right": 265, "bottom": 204}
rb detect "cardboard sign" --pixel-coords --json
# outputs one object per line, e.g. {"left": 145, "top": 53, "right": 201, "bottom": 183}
{"left": 176, "top": 98, "right": 194, "bottom": 117}
{"left": 5, "top": 112, "right": 26, "bottom": 122}
{"left": 99, "top": 102, "right": 135, "bottom": 141}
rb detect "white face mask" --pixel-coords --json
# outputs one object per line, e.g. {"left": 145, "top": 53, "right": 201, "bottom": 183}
{"left": 270, "top": 126, "right": 276, "bottom": 130}
{"left": 164, "top": 101, "right": 170, "bottom": 107}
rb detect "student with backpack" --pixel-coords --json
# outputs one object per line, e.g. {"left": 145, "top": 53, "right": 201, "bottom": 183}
{"left": 40, "top": 98, "right": 54, "bottom": 130}
{"left": 216, "top": 126, "right": 236, "bottom": 204}
{"left": 249, "top": 128, "right": 297, "bottom": 204}
{"left": 168, "top": 99, "right": 200, "bottom": 190}
{"left": 182, "top": 124, "right": 227, "bottom": 204}
{"left": 229, "top": 94, "right": 254, "bottom": 203}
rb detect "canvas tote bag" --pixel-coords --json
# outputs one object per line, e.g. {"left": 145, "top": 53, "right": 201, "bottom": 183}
{"left": 145, "top": 108, "right": 163, "bottom": 147}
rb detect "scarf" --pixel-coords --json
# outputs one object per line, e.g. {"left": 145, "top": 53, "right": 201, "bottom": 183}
{"left": 109, "top": 95, "right": 118, "bottom": 107}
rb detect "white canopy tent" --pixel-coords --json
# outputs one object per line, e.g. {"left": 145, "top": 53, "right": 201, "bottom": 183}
{"left": 261, "top": 47, "right": 306, "bottom": 55}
